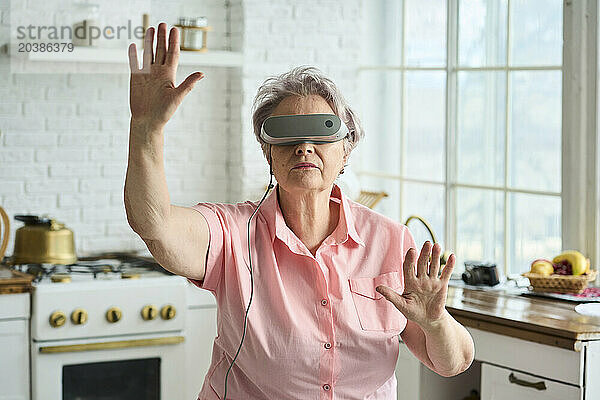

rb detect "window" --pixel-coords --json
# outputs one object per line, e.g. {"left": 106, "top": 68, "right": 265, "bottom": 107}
{"left": 357, "top": 0, "right": 567, "bottom": 278}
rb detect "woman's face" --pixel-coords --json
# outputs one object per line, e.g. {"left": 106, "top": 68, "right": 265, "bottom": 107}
{"left": 268, "top": 95, "right": 347, "bottom": 193}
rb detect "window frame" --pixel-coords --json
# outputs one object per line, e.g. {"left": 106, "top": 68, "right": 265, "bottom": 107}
{"left": 563, "top": 0, "right": 599, "bottom": 284}
{"left": 357, "top": 0, "right": 599, "bottom": 282}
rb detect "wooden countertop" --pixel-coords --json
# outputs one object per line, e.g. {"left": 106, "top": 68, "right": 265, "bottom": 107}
{"left": 446, "top": 282, "right": 600, "bottom": 351}
{"left": 0, "top": 265, "right": 33, "bottom": 295}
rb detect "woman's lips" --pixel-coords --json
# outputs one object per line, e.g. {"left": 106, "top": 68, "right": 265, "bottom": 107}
{"left": 293, "top": 163, "right": 317, "bottom": 169}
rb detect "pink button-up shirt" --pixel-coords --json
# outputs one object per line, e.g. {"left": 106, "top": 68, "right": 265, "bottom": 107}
{"left": 188, "top": 183, "right": 417, "bottom": 400}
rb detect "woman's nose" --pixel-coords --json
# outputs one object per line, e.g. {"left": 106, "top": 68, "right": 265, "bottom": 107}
{"left": 295, "top": 143, "right": 314, "bottom": 155}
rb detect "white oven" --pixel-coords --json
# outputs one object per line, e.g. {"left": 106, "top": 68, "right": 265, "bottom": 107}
{"left": 21, "top": 259, "right": 189, "bottom": 400}
{"left": 32, "top": 331, "right": 185, "bottom": 399}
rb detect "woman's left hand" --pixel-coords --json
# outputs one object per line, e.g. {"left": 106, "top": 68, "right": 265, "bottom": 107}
{"left": 376, "top": 241, "right": 456, "bottom": 329}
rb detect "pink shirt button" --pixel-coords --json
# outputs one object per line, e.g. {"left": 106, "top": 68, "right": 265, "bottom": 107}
{"left": 321, "top": 299, "right": 328, "bottom": 306}
{"left": 323, "top": 384, "right": 331, "bottom": 391}
{"left": 324, "top": 342, "right": 332, "bottom": 349}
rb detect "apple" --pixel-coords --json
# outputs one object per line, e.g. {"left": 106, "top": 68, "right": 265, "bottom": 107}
{"left": 530, "top": 259, "right": 554, "bottom": 276}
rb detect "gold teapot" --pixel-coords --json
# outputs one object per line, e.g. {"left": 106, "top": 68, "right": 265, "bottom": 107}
{"left": 0, "top": 207, "right": 77, "bottom": 265}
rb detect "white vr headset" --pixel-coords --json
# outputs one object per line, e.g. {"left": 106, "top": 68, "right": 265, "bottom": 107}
{"left": 260, "top": 113, "right": 349, "bottom": 145}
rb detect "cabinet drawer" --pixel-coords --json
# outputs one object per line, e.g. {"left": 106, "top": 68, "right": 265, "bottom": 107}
{"left": 467, "top": 327, "right": 582, "bottom": 386}
{"left": 481, "top": 363, "right": 581, "bottom": 400}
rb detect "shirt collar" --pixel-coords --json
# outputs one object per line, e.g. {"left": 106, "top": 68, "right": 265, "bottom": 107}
{"left": 259, "top": 182, "right": 366, "bottom": 248}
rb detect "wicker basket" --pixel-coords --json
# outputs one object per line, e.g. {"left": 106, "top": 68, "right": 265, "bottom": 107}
{"left": 521, "top": 270, "right": 598, "bottom": 294}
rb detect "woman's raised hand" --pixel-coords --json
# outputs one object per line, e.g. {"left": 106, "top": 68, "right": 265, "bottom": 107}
{"left": 376, "top": 242, "right": 456, "bottom": 330}
{"left": 128, "top": 22, "right": 205, "bottom": 131}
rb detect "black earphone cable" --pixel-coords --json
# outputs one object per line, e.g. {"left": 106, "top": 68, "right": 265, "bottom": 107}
{"left": 222, "top": 145, "right": 274, "bottom": 399}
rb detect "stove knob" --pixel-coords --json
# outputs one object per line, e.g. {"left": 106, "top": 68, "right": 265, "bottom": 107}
{"left": 71, "top": 308, "right": 88, "bottom": 325}
{"left": 106, "top": 307, "right": 122, "bottom": 323}
{"left": 49, "top": 311, "right": 67, "bottom": 328}
{"left": 141, "top": 305, "right": 158, "bottom": 321}
{"left": 160, "top": 304, "right": 177, "bottom": 320}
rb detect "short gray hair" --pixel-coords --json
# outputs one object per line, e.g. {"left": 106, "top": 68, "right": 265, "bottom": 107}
{"left": 251, "top": 65, "right": 365, "bottom": 165}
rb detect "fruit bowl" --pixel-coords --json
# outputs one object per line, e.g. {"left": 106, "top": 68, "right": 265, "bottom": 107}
{"left": 521, "top": 270, "right": 598, "bottom": 294}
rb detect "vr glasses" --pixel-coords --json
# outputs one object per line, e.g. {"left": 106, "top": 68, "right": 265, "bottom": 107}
{"left": 260, "top": 113, "right": 349, "bottom": 145}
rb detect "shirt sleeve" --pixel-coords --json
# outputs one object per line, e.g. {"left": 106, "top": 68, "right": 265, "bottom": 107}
{"left": 187, "top": 203, "right": 226, "bottom": 293}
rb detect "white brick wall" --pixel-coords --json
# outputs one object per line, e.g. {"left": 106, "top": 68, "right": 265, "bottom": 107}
{"left": 0, "top": 0, "right": 363, "bottom": 257}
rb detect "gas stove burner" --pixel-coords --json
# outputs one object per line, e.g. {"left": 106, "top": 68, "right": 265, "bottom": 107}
{"left": 8, "top": 253, "right": 173, "bottom": 283}
{"left": 77, "top": 251, "right": 154, "bottom": 263}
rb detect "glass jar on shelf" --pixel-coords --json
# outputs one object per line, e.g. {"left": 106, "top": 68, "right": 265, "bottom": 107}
{"left": 175, "top": 16, "right": 211, "bottom": 52}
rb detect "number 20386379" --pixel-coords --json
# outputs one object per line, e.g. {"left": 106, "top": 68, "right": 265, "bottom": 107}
{"left": 18, "top": 42, "right": 73, "bottom": 53}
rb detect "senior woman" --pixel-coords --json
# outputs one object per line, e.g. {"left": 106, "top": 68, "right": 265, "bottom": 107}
{"left": 125, "top": 24, "right": 474, "bottom": 400}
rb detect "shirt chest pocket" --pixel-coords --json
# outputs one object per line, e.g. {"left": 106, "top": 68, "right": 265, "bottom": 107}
{"left": 348, "top": 271, "right": 407, "bottom": 332}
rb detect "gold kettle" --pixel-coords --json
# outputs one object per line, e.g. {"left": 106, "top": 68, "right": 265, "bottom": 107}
{"left": 1, "top": 210, "right": 77, "bottom": 265}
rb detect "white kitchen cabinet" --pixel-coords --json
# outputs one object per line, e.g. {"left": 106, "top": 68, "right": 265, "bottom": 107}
{"left": 0, "top": 293, "right": 30, "bottom": 400}
{"left": 466, "top": 326, "right": 583, "bottom": 386}
{"left": 480, "top": 363, "right": 581, "bottom": 400}
{"left": 395, "top": 325, "right": 600, "bottom": 399}
{"left": 185, "top": 283, "right": 218, "bottom": 400}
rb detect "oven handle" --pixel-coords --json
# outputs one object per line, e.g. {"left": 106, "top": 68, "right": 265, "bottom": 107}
{"left": 39, "top": 335, "right": 185, "bottom": 354}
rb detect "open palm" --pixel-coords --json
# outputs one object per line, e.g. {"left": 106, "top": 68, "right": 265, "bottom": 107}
{"left": 128, "top": 23, "right": 204, "bottom": 130}
{"left": 377, "top": 241, "right": 456, "bottom": 328}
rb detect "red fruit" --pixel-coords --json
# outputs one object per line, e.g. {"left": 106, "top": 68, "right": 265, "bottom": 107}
{"left": 553, "top": 260, "right": 572, "bottom": 274}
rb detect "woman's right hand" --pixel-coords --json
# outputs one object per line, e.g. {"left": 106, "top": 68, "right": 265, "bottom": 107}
{"left": 128, "top": 22, "right": 205, "bottom": 131}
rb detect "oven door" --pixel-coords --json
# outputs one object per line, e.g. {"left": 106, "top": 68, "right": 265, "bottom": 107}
{"left": 31, "top": 331, "right": 185, "bottom": 400}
